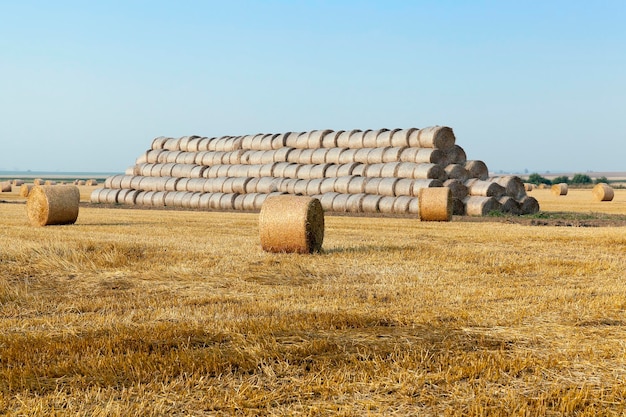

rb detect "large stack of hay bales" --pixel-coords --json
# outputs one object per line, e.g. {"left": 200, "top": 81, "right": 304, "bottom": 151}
{"left": 91, "top": 127, "right": 539, "bottom": 216}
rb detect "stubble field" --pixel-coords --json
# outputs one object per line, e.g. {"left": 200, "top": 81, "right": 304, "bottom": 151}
{"left": 1, "top": 187, "right": 626, "bottom": 416}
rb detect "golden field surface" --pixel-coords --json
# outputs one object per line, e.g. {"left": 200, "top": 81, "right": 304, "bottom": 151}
{"left": 1, "top": 187, "right": 626, "bottom": 416}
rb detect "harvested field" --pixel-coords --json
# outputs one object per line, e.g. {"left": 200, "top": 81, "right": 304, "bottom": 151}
{"left": 1, "top": 187, "right": 626, "bottom": 415}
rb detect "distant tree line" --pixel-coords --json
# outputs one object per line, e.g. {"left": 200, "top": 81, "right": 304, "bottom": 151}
{"left": 527, "top": 173, "right": 609, "bottom": 186}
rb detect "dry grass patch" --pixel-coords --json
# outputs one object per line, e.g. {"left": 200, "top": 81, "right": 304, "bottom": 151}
{"left": 1, "top": 201, "right": 626, "bottom": 415}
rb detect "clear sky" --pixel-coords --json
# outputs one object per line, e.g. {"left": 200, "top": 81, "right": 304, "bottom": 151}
{"left": 1, "top": 1, "right": 625, "bottom": 174}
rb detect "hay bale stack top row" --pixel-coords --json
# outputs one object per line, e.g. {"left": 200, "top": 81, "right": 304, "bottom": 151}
{"left": 92, "top": 126, "right": 539, "bottom": 216}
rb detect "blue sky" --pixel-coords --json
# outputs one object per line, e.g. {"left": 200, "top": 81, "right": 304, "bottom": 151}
{"left": 1, "top": 1, "right": 625, "bottom": 174}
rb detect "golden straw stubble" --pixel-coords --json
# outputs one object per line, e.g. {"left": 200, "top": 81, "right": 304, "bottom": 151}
{"left": 26, "top": 185, "right": 80, "bottom": 226}
{"left": 259, "top": 195, "right": 324, "bottom": 254}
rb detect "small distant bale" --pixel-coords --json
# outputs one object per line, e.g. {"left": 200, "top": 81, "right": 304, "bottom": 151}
{"left": 77, "top": 180, "right": 86, "bottom": 186}
{"left": 1, "top": 181, "right": 11, "bottom": 192}
{"left": 20, "top": 184, "right": 34, "bottom": 197}
{"left": 538, "top": 183, "right": 547, "bottom": 189}
{"left": 12, "top": 179, "right": 25, "bottom": 186}
{"left": 259, "top": 195, "right": 324, "bottom": 254}
{"left": 33, "top": 178, "right": 43, "bottom": 185}
{"left": 592, "top": 183, "right": 614, "bottom": 202}
{"left": 551, "top": 183, "right": 568, "bottom": 196}
{"left": 418, "top": 187, "right": 452, "bottom": 221}
{"left": 85, "top": 179, "right": 98, "bottom": 186}
{"left": 26, "top": 185, "right": 80, "bottom": 226}
{"left": 44, "top": 180, "right": 56, "bottom": 186}
{"left": 523, "top": 183, "right": 534, "bottom": 191}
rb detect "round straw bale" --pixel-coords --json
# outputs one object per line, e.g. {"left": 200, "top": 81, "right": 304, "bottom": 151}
{"left": 318, "top": 192, "right": 339, "bottom": 210}
{"left": 44, "top": 180, "right": 57, "bottom": 186}
{"left": 118, "top": 176, "right": 133, "bottom": 189}
{"left": 319, "top": 178, "right": 338, "bottom": 193}
{"left": 394, "top": 179, "right": 416, "bottom": 196}
{"left": 163, "top": 138, "right": 182, "bottom": 151}
{"left": 12, "top": 179, "right": 25, "bottom": 186}
{"left": 332, "top": 193, "right": 351, "bottom": 212}
{"left": 310, "top": 148, "right": 330, "bottom": 164}
{"left": 498, "top": 196, "right": 522, "bottom": 215}
{"left": 292, "top": 132, "right": 309, "bottom": 149}
{"left": 307, "top": 129, "right": 332, "bottom": 148}
{"left": 33, "top": 178, "right": 43, "bottom": 185}
{"left": 362, "top": 194, "right": 382, "bottom": 212}
{"left": 286, "top": 148, "right": 304, "bottom": 164}
{"left": 519, "top": 196, "right": 540, "bottom": 214}
{"left": 198, "top": 192, "right": 211, "bottom": 209}
{"left": 463, "top": 196, "right": 502, "bottom": 216}
{"left": 208, "top": 192, "right": 225, "bottom": 209}
{"left": 375, "top": 129, "right": 396, "bottom": 147}
{"left": 272, "top": 162, "right": 292, "bottom": 178}
{"left": 152, "top": 191, "right": 167, "bottom": 206}
{"left": 347, "top": 131, "right": 367, "bottom": 149}
{"left": 76, "top": 180, "right": 85, "bottom": 186}
{"left": 241, "top": 193, "right": 258, "bottom": 210}
{"left": 256, "top": 134, "right": 275, "bottom": 151}
{"left": 178, "top": 135, "right": 200, "bottom": 152}
{"left": 259, "top": 195, "right": 324, "bottom": 254}
{"left": 324, "top": 148, "right": 347, "bottom": 164}
{"left": 20, "top": 184, "right": 34, "bottom": 197}
{"left": 241, "top": 134, "right": 256, "bottom": 150}
{"left": 392, "top": 196, "right": 413, "bottom": 214}
{"left": 418, "top": 187, "right": 452, "bottom": 221}
{"left": 125, "top": 167, "right": 134, "bottom": 175}
{"left": 257, "top": 150, "right": 277, "bottom": 164}
{"left": 145, "top": 149, "right": 164, "bottom": 164}
{"left": 219, "top": 193, "right": 237, "bottom": 210}
{"left": 273, "top": 147, "right": 293, "bottom": 163}
{"left": 333, "top": 162, "right": 360, "bottom": 177}
{"left": 381, "top": 146, "right": 404, "bottom": 163}
{"left": 337, "top": 148, "right": 358, "bottom": 164}
{"left": 279, "top": 178, "right": 298, "bottom": 194}
{"left": 190, "top": 165, "right": 207, "bottom": 178}
{"left": 85, "top": 179, "right": 98, "bottom": 186}
{"left": 283, "top": 163, "right": 301, "bottom": 179}
{"left": 416, "top": 163, "right": 447, "bottom": 180}
{"left": 366, "top": 147, "right": 386, "bottom": 164}
{"left": 259, "top": 163, "right": 277, "bottom": 177}
{"left": 129, "top": 176, "right": 144, "bottom": 190}
{"left": 136, "top": 191, "right": 153, "bottom": 206}
{"left": 322, "top": 130, "right": 340, "bottom": 148}
{"left": 177, "top": 192, "right": 193, "bottom": 208}
{"left": 26, "top": 185, "right": 80, "bottom": 226}
{"left": 524, "top": 183, "right": 534, "bottom": 192}
{"left": 201, "top": 177, "right": 226, "bottom": 193}
{"left": 196, "top": 137, "right": 212, "bottom": 152}
{"left": 346, "top": 193, "right": 366, "bottom": 212}
{"left": 379, "top": 162, "right": 401, "bottom": 177}
{"left": 306, "top": 179, "right": 324, "bottom": 195}
{"left": 359, "top": 130, "right": 376, "bottom": 148}
{"left": 163, "top": 190, "right": 178, "bottom": 206}
{"left": 282, "top": 132, "right": 301, "bottom": 148}
{"left": 186, "top": 137, "right": 203, "bottom": 152}
{"left": 464, "top": 160, "right": 489, "bottom": 180}
{"left": 159, "top": 163, "right": 175, "bottom": 177}
{"left": 164, "top": 178, "right": 180, "bottom": 191}
{"left": 364, "top": 177, "right": 384, "bottom": 194}
{"left": 309, "top": 164, "right": 330, "bottom": 179}
{"left": 443, "top": 179, "right": 469, "bottom": 199}
{"left": 185, "top": 178, "right": 207, "bottom": 193}
{"left": 176, "top": 178, "right": 191, "bottom": 191}
{"left": 413, "top": 126, "right": 456, "bottom": 149}
{"left": 156, "top": 151, "right": 180, "bottom": 164}
{"left": 333, "top": 176, "right": 354, "bottom": 194}
{"left": 296, "top": 164, "right": 315, "bottom": 180}
{"left": 89, "top": 188, "right": 104, "bottom": 203}
{"left": 1, "top": 181, "right": 13, "bottom": 192}
{"left": 299, "top": 149, "right": 316, "bottom": 164}
{"left": 352, "top": 163, "right": 366, "bottom": 176}
{"left": 233, "top": 194, "right": 245, "bottom": 210}
{"left": 465, "top": 179, "right": 505, "bottom": 198}
{"left": 151, "top": 136, "right": 169, "bottom": 150}
{"left": 271, "top": 133, "right": 288, "bottom": 149}
{"left": 444, "top": 164, "right": 470, "bottom": 182}
{"left": 364, "top": 163, "right": 385, "bottom": 177}
{"left": 227, "top": 177, "right": 252, "bottom": 194}
{"left": 243, "top": 164, "right": 262, "bottom": 178}
{"left": 451, "top": 198, "right": 466, "bottom": 215}
{"left": 551, "top": 183, "right": 568, "bottom": 196}
{"left": 378, "top": 196, "right": 396, "bottom": 214}
{"left": 293, "top": 179, "right": 310, "bottom": 196}
{"left": 331, "top": 130, "right": 354, "bottom": 147}
{"left": 377, "top": 178, "right": 399, "bottom": 196}
{"left": 489, "top": 176, "right": 527, "bottom": 200}
{"left": 390, "top": 128, "right": 416, "bottom": 147}
{"left": 347, "top": 176, "right": 368, "bottom": 194}
{"left": 592, "top": 183, "right": 614, "bottom": 201}
{"left": 440, "top": 145, "right": 467, "bottom": 166}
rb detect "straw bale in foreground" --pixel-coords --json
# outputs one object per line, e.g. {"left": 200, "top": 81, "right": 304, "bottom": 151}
{"left": 259, "top": 195, "right": 324, "bottom": 254}
{"left": 418, "top": 187, "right": 452, "bottom": 221}
{"left": 26, "top": 185, "right": 80, "bottom": 226}
{"left": 592, "top": 183, "right": 614, "bottom": 201}
{"left": 519, "top": 196, "right": 540, "bottom": 214}
{"left": 551, "top": 183, "right": 568, "bottom": 196}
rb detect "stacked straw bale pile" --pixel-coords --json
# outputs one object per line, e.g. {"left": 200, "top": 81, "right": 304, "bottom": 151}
{"left": 92, "top": 127, "right": 539, "bottom": 216}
